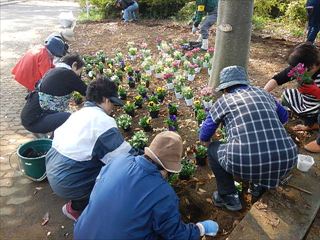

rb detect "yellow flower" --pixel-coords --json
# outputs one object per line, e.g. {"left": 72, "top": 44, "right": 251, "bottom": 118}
{"left": 146, "top": 118, "right": 151, "bottom": 124}
{"left": 135, "top": 95, "right": 142, "bottom": 100}
{"left": 194, "top": 100, "right": 200, "bottom": 105}
{"left": 148, "top": 101, "right": 155, "bottom": 107}
{"left": 126, "top": 101, "right": 131, "bottom": 105}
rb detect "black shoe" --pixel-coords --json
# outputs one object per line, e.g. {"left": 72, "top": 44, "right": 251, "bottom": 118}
{"left": 212, "top": 191, "right": 242, "bottom": 211}
{"left": 249, "top": 184, "right": 266, "bottom": 198}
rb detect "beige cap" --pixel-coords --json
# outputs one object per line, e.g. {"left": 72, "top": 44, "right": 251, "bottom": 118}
{"left": 60, "top": 29, "right": 75, "bottom": 42}
{"left": 145, "top": 131, "right": 183, "bottom": 173}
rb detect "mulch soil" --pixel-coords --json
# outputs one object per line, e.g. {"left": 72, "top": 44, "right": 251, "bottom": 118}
{"left": 71, "top": 19, "right": 318, "bottom": 239}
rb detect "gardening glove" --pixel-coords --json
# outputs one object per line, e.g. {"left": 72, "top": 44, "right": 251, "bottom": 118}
{"left": 192, "top": 25, "right": 198, "bottom": 34}
{"left": 196, "top": 220, "right": 219, "bottom": 236}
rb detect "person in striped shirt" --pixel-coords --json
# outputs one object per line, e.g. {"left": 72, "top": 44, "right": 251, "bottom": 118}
{"left": 264, "top": 42, "right": 320, "bottom": 131}
{"left": 46, "top": 77, "right": 133, "bottom": 221}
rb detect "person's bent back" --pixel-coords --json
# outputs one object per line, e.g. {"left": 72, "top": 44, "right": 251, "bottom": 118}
{"left": 75, "top": 131, "right": 219, "bottom": 239}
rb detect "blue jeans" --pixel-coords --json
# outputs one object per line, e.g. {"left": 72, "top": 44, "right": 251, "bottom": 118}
{"left": 307, "top": 25, "right": 320, "bottom": 43}
{"left": 207, "top": 141, "right": 237, "bottom": 195}
{"left": 123, "top": 2, "right": 138, "bottom": 22}
{"left": 200, "top": 12, "right": 218, "bottom": 39}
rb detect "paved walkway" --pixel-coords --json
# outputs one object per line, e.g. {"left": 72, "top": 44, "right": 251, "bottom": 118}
{"left": 0, "top": 1, "right": 79, "bottom": 239}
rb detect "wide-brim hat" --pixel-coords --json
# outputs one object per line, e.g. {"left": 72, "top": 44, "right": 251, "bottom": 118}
{"left": 60, "top": 29, "right": 75, "bottom": 42}
{"left": 144, "top": 131, "right": 183, "bottom": 173}
{"left": 215, "top": 66, "right": 250, "bottom": 92}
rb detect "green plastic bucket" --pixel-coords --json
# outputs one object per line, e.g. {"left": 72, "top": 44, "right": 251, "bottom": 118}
{"left": 16, "top": 139, "right": 52, "bottom": 181}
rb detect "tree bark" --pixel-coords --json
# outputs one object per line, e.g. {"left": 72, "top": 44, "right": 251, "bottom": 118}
{"left": 209, "top": 0, "right": 254, "bottom": 88}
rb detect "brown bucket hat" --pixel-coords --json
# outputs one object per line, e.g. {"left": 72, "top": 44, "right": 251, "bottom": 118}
{"left": 145, "top": 131, "right": 183, "bottom": 173}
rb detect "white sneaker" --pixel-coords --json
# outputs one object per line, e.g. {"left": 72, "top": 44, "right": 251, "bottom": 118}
{"left": 201, "top": 39, "right": 208, "bottom": 50}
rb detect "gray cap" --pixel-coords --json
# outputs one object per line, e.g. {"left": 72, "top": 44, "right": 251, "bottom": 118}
{"left": 215, "top": 66, "right": 250, "bottom": 92}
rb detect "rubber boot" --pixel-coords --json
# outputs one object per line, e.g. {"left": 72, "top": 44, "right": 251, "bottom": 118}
{"left": 201, "top": 39, "right": 208, "bottom": 51}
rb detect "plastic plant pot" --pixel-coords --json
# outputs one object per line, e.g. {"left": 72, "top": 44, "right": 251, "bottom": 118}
{"left": 297, "top": 154, "right": 314, "bottom": 172}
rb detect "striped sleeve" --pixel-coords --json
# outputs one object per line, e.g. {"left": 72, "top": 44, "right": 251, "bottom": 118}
{"left": 92, "top": 127, "right": 132, "bottom": 164}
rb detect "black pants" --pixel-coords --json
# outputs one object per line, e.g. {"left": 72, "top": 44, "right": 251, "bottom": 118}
{"left": 24, "top": 112, "right": 71, "bottom": 134}
{"left": 208, "top": 141, "right": 237, "bottom": 195}
{"left": 71, "top": 197, "right": 89, "bottom": 211}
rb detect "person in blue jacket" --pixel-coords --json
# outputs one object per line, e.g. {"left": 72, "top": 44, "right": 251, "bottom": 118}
{"left": 199, "top": 66, "right": 297, "bottom": 211}
{"left": 74, "top": 131, "right": 219, "bottom": 239}
{"left": 306, "top": 0, "right": 320, "bottom": 44}
{"left": 46, "top": 77, "right": 133, "bottom": 221}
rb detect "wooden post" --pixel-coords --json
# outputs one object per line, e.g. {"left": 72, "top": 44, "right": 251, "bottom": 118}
{"left": 209, "top": 0, "right": 254, "bottom": 87}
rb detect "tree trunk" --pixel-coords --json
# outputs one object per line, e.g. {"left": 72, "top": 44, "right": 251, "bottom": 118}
{"left": 209, "top": 0, "right": 254, "bottom": 88}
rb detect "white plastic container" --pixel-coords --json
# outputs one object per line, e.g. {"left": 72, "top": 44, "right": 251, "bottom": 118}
{"left": 297, "top": 154, "right": 314, "bottom": 172}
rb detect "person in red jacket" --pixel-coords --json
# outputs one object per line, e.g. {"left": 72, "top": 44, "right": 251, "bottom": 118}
{"left": 11, "top": 36, "right": 67, "bottom": 91}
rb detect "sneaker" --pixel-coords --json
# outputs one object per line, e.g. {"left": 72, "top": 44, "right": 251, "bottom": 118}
{"left": 62, "top": 201, "right": 80, "bottom": 221}
{"left": 249, "top": 184, "right": 266, "bottom": 198}
{"left": 212, "top": 191, "right": 242, "bottom": 211}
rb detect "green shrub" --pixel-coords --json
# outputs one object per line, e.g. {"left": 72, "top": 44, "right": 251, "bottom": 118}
{"left": 252, "top": 15, "right": 267, "bottom": 30}
{"left": 138, "top": 0, "right": 189, "bottom": 19}
{"left": 176, "top": 1, "right": 196, "bottom": 21}
{"left": 284, "top": 0, "right": 307, "bottom": 26}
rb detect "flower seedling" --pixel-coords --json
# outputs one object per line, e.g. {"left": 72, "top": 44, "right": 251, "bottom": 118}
{"left": 200, "top": 86, "right": 213, "bottom": 102}
{"left": 179, "top": 159, "right": 196, "bottom": 180}
{"left": 196, "top": 109, "right": 207, "bottom": 125}
{"left": 116, "top": 114, "right": 132, "bottom": 131}
{"left": 134, "top": 95, "right": 143, "bottom": 108}
{"left": 288, "top": 63, "right": 314, "bottom": 86}
{"left": 164, "top": 115, "right": 179, "bottom": 131}
{"left": 141, "top": 74, "right": 151, "bottom": 88}
{"left": 111, "top": 75, "right": 120, "bottom": 86}
{"left": 195, "top": 145, "right": 207, "bottom": 166}
{"left": 128, "top": 47, "right": 138, "bottom": 56}
{"left": 118, "top": 86, "right": 127, "bottom": 100}
{"left": 137, "top": 84, "right": 147, "bottom": 97}
{"left": 148, "top": 101, "right": 161, "bottom": 118}
{"left": 193, "top": 100, "right": 203, "bottom": 112}
{"left": 182, "top": 87, "right": 193, "bottom": 100}
{"left": 155, "top": 87, "right": 167, "bottom": 102}
{"left": 168, "top": 103, "right": 178, "bottom": 116}
{"left": 72, "top": 92, "right": 84, "bottom": 105}
{"left": 125, "top": 65, "right": 134, "bottom": 76}
{"left": 128, "top": 76, "right": 135, "bottom": 88}
{"left": 139, "top": 116, "right": 152, "bottom": 132}
{"left": 129, "top": 130, "right": 149, "bottom": 150}
{"left": 163, "top": 73, "right": 175, "bottom": 84}
{"left": 123, "top": 101, "right": 136, "bottom": 117}
{"left": 168, "top": 173, "right": 179, "bottom": 185}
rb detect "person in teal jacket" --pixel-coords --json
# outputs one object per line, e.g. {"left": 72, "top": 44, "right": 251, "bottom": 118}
{"left": 192, "top": 0, "right": 218, "bottom": 50}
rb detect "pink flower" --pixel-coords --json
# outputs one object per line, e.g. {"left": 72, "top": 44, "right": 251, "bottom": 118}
{"left": 163, "top": 73, "right": 174, "bottom": 79}
{"left": 200, "top": 86, "right": 213, "bottom": 96}
{"left": 207, "top": 48, "right": 214, "bottom": 54}
{"left": 192, "top": 48, "right": 201, "bottom": 54}
{"left": 172, "top": 60, "right": 180, "bottom": 68}
{"left": 189, "top": 63, "right": 198, "bottom": 69}
{"left": 141, "top": 42, "right": 148, "bottom": 49}
{"left": 185, "top": 51, "right": 194, "bottom": 58}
